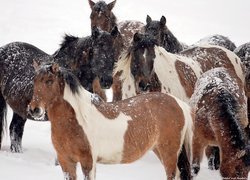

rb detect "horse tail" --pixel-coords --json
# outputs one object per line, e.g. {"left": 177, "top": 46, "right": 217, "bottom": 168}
{"left": 0, "top": 91, "right": 7, "bottom": 149}
{"left": 177, "top": 101, "right": 194, "bottom": 180}
{"left": 216, "top": 89, "right": 246, "bottom": 150}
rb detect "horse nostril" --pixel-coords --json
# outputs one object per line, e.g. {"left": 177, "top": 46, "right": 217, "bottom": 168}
{"left": 139, "top": 81, "right": 151, "bottom": 91}
{"left": 34, "top": 107, "right": 40, "bottom": 115}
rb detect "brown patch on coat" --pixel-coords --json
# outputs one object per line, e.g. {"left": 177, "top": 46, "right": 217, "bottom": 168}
{"left": 180, "top": 47, "right": 235, "bottom": 73}
{"left": 120, "top": 94, "right": 185, "bottom": 161}
{"left": 92, "top": 77, "right": 107, "bottom": 101}
{"left": 112, "top": 71, "right": 123, "bottom": 101}
{"left": 175, "top": 60, "right": 197, "bottom": 98}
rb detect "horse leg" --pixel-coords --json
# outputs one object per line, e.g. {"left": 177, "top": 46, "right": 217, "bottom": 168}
{"left": 191, "top": 139, "right": 207, "bottom": 177}
{"left": 9, "top": 113, "right": 26, "bottom": 152}
{"left": 205, "top": 146, "right": 220, "bottom": 170}
{"left": 153, "top": 145, "right": 179, "bottom": 180}
{"left": 80, "top": 157, "right": 95, "bottom": 180}
{"left": 58, "top": 155, "right": 77, "bottom": 180}
{"left": 0, "top": 91, "right": 7, "bottom": 149}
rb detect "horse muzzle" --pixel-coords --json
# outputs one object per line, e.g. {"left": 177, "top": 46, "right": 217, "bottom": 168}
{"left": 138, "top": 80, "right": 151, "bottom": 92}
{"left": 27, "top": 105, "right": 46, "bottom": 121}
{"left": 100, "top": 76, "right": 113, "bottom": 89}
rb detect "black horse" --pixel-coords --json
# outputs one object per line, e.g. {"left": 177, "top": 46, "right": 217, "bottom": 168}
{"left": 0, "top": 42, "right": 53, "bottom": 152}
{"left": 144, "top": 15, "right": 185, "bottom": 54}
{"left": 53, "top": 26, "right": 119, "bottom": 95}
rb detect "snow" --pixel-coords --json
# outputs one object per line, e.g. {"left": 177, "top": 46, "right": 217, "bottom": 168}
{"left": 1, "top": 0, "right": 250, "bottom": 179}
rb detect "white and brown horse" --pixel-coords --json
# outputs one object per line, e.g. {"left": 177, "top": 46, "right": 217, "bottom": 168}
{"left": 28, "top": 63, "right": 193, "bottom": 180}
{"left": 113, "top": 33, "right": 244, "bottom": 102}
{"left": 112, "top": 33, "right": 246, "bottom": 171}
{"left": 190, "top": 67, "right": 250, "bottom": 178}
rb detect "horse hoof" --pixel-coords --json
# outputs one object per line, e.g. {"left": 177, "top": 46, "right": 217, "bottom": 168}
{"left": 10, "top": 144, "right": 23, "bottom": 153}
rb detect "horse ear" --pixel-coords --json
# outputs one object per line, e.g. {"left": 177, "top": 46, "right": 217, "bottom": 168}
{"left": 108, "top": 0, "right": 116, "bottom": 11}
{"left": 92, "top": 26, "right": 99, "bottom": 39}
{"left": 111, "top": 26, "right": 119, "bottom": 37}
{"left": 160, "top": 16, "right": 166, "bottom": 26}
{"left": 51, "top": 63, "right": 60, "bottom": 74}
{"left": 146, "top": 15, "right": 152, "bottom": 24}
{"left": 133, "top": 32, "right": 142, "bottom": 42}
{"left": 88, "top": 0, "right": 95, "bottom": 9}
{"left": 33, "top": 60, "right": 40, "bottom": 71}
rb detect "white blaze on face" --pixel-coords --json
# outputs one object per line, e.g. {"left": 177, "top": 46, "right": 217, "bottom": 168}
{"left": 63, "top": 84, "right": 133, "bottom": 164}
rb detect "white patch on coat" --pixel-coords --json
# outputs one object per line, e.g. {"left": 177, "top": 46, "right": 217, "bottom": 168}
{"left": 154, "top": 46, "right": 202, "bottom": 102}
{"left": 173, "top": 95, "right": 193, "bottom": 162}
{"left": 114, "top": 53, "right": 137, "bottom": 99}
{"left": 63, "top": 84, "right": 132, "bottom": 164}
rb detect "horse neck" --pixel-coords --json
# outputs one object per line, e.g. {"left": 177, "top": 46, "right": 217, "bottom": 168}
{"left": 163, "top": 29, "right": 183, "bottom": 53}
{"left": 113, "top": 53, "right": 137, "bottom": 100}
{"left": 63, "top": 83, "right": 93, "bottom": 124}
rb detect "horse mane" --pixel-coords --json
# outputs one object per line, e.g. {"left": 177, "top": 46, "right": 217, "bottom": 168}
{"left": 163, "top": 28, "right": 183, "bottom": 53}
{"left": 113, "top": 52, "right": 132, "bottom": 81}
{"left": 216, "top": 89, "right": 247, "bottom": 150}
{"left": 36, "top": 64, "right": 81, "bottom": 94}
{"left": 59, "top": 34, "right": 79, "bottom": 50}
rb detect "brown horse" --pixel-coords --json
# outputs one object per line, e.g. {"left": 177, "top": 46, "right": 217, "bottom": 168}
{"left": 112, "top": 33, "right": 246, "bottom": 171}
{"left": 190, "top": 67, "right": 250, "bottom": 178}
{"left": 88, "top": 0, "right": 144, "bottom": 50}
{"left": 28, "top": 63, "right": 193, "bottom": 180}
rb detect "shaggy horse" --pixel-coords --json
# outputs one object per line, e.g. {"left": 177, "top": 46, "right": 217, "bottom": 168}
{"left": 195, "top": 34, "right": 236, "bottom": 52}
{"left": 190, "top": 67, "right": 250, "bottom": 178}
{"left": 234, "top": 42, "right": 250, "bottom": 70}
{"left": 28, "top": 63, "right": 193, "bottom": 180}
{"left": 88, "top": 0, "right": 144, "bottom": 50}
{"left": 113, "top": 33, "right": 245, "bottom": 171}
{"left": 0, "top": 42, "right": 52, "bottom": 152}
{"left": 144, "top": 15, "right": 185, "bottom": 53}
{"left": 53, "top": 26, "right": 119, "bottom": 100}
{"left": 113, "top": 33, "right": 244, "bottom": 101}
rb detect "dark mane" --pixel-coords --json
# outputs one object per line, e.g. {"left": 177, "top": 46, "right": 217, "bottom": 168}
{"left": 216, "top": 89, "right": 247, "bottom": 150}
{"left": 59, "top": 34, "right": 79, "bottom": 49}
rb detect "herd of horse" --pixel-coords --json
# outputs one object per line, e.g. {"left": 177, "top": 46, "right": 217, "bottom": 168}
{"left": 1, "top": 0, "right": 250, "bottom": 179}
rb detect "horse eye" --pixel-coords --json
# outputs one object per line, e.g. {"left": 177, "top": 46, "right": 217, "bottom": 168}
{"left": 45, "top": 80, "right": 53, "bottom": 86}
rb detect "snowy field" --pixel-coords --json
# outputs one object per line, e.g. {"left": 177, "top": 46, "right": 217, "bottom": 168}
{"left": 0, "top": 0, "right": 250, "bottom": 179}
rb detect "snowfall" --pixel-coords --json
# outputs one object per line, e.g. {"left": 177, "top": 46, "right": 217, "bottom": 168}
{"left": 0, "top": 0, "right": 250, "bottom": 179}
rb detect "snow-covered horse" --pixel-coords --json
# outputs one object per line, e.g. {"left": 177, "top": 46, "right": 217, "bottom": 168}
{"left": 113, "top": 33, "right": 245, "bottom": 171}
{"left": 0, "top": 42, "right": 52, "bottom": 152}
{"left": 53, "top": 26, "right": 120, "bottom": 100}
{"left": 190, "top": 67, "right": 250, "bottom": 178}
{"left": 28, "top": 63, "right": 193, "bottom": 180}
{"left": 88, "top": 0, "right": 144, "bottom": 50}
{"left": 113, "top": 33, "right": 244, "bottom": 102}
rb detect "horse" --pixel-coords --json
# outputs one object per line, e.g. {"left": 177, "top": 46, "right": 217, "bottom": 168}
{"left": 53, "top": 26, "right": 120, "bottom": 100}
{"left": 88, "top": 0, "right": 144, "bottom": 50}
{"left": 144, "top": 15, "right": 186, "bottom": 53}
{"left": 28, "top": 63, "right": 193, "bottom": 180}
{"left": 0, "top": 42, "right": 52, "bottom": 152}
{"left": 234, "top": 42, "right": 250, "bottom": 70}
{"left": 113, "top": 33, "right": 244, "bottom": 102}
{"left": 190, "top": 67, "right": 250, "bottom": 178}
{"left": 113, "top": 33, "right": 245, "bottom": 171}
{"left": 195, "top": 34, "right": 236, "bottom": 52}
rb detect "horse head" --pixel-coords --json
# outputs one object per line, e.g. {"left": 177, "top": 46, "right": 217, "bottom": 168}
{"left": 130, "top": 33, "right": 157, "bottom": 93}
{"left": 89, "top": 26, "right": 119, "bottom": 89}
{"left": 145, "top": 15, "right": 183, "bottom": 53}
{"left": 89, "top": 0, "right": 117, "bottom": 32}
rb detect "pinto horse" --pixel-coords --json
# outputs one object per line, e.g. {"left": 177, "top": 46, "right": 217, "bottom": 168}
{"left": 88, "top": 0, "right": 144, "bottom": 50}
{"left": 144, "top": 15, "right": 186, "bottom": 53}
{"left": 53, "top": 26, "right": 119, "bottom": 100}
{"left": 28, "top": 63, "right": 193, "bottom": 180}
{"left": 0, "top": 42, "right": 52, "bottom": 152}
{"left": 113, "top": 33, "right": 244, "bottom": 101}
{"left": 190, "top": 67, "right": 250, "bottom": 178}
{"left": 195, "top": 34, "right": 236, "bottom": 52}
{"left": 113, "top": 33, "right": 245, "bottom": 172}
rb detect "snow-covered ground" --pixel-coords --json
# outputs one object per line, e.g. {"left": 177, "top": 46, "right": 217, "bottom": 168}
{"left": 0, "top": 0, "right": 250, "bottom": 179}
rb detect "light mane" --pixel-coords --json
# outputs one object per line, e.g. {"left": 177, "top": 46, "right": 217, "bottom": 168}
{"left": 113, "top": 52, "right": 137, "bottom": 99}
